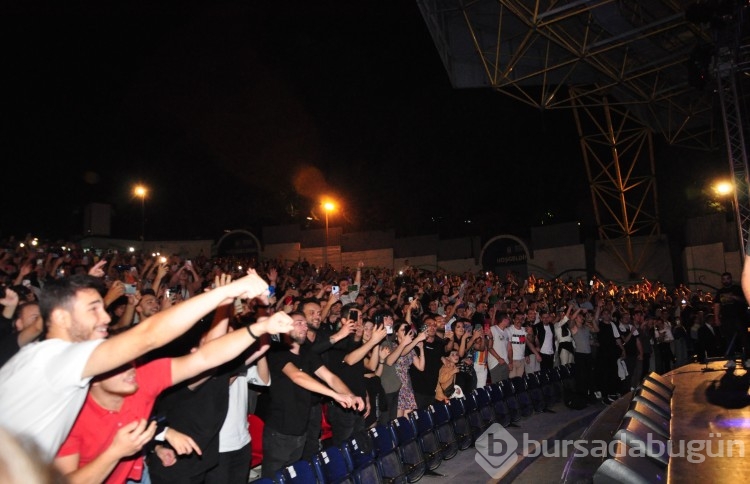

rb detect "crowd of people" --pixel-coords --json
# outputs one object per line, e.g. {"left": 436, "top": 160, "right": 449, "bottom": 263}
{"left": 0, "top": 238, "right": 748, "bottom": 483}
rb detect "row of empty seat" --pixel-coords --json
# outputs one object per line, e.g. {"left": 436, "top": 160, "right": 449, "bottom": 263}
{"left": 255, "top": 364, "right": 578, "bottom": 484}
{"left": 593, "top": 372, "right": 675, "bottom": 483}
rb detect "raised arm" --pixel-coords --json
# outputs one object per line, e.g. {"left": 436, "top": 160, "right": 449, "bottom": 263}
{"left": 169, "top": 312, "right": 292, "bottom": 385}
{"left": 344, "top": 325, "right": 387, "bottom": 366}
{"left": 82, "top": 271, "right": 271, "bottom": 379}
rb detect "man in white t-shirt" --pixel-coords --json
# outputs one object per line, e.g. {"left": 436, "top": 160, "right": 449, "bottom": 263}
{"left": 0, "top": 269, "right": 274, "bottom": 460}
{"left": 487, "top": 312, "right": 512, "bottom": 383}
{"left": 508, "top": 312, "right": 528, "bottom": 378}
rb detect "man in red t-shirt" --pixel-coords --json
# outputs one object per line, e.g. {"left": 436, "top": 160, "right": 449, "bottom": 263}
{"left": 54, "top": 310, "right": 289, "bottom": 484}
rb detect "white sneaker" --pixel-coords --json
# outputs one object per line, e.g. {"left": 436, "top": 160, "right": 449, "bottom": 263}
{"left": 724, "top": 360, "right": 736, "bottom": 369}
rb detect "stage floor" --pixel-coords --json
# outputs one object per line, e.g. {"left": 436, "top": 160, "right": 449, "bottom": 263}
{"left": 667, "top": 361, "right": 750, "bottom": 482}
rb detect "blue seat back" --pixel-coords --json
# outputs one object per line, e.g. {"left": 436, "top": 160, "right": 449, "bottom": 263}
{"left": 281, "top": 459, "right": 318, "bottom": 483}
{"left": 313, "top": 445, "right": 353, "bottom": 484}
{"left": 409, "top": 408, "right": 435, "bottom": 436}
{"left": 429, "top": 402, "right": 452, "bottom": 426}
{"left": 391, "top": 416, "right": 417, "bottom": 444}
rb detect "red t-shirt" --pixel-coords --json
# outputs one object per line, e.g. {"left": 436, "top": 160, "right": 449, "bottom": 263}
{"left": 57, "top": 358, "right": 172, "bottom": 483}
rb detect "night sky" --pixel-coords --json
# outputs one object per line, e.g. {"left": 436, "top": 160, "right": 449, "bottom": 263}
{"left": 1, "top": 1, "right": 724, "bottom": 244}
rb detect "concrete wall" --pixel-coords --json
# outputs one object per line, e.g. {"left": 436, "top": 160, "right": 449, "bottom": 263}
{"left": 592, "top": 235, "right": 674, "bottom": 285}
{"left": 528, "top": 244, "right": 587, "bottom": 279}
{"left": 683, "top": 243, "right": 725, "bottom": 291}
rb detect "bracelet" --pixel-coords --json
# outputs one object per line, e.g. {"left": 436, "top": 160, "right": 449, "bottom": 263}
{"left": 246, "top": 324, "right": 261, "bottom": 339}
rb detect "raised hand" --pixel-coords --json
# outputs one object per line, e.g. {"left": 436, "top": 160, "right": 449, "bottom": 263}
{"left": 259, "top": 311, "right": 294, "bottom": 335}
{"left": 371, "top": 324, "right": 388, "bottom": 344}
{"left": 0, "top": 287, "right": 19, "bottom": 307}
{"left": 88, "top": 259, "right": 107, "bottom": 278}
{"left": 335, "top": 319, "right": 356, "bottom": 340}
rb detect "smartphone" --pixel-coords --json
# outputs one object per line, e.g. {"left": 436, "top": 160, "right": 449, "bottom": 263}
{"left": 408, "top": 296, "right": 414, "bottom": 302}
{"left": 124, "top": 284, "right": 136, "bottom": 295}
{"left": 233, "top": 297, "right": 243, "bottom": 314}
{"left": 332, "top": 285, "right": 340, "bottom": 295}
{"left": 349, "top": 309, "right": 359, "bottom": 320}
{"left": 445, "top": 321, "right": 452, "bottom": 332}
{"left": 386, "top": 325, "right": 394, "bottom": 334}
{"left": 36, "top": 259, "right": 43, "bottom": 266}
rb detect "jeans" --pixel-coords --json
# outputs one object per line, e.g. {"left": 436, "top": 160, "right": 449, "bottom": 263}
{"left": 204, "top": 444, "right": 251, "bottom": 484}
{"left": 327, "top": 403, "right": 365, "bottom": 446}
{"left": 126, "top": 464, "right": 151, "bottom": 484}
{"left": 261, "top": 427, "right": 305, "bottom": 478}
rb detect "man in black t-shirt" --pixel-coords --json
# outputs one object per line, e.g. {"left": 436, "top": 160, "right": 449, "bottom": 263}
{"left": 325, "top": 305, "right": 388, "bottom": 445}
{"left": 262, "top": 312, "right": 363, "bottom": 478}
{"left": 410, "top": 317, "right": 446, "bottom": 409}
{"left": 714, "top": 272, "right": 749, "bottom": 368}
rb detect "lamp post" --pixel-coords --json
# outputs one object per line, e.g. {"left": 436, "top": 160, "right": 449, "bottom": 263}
{"left": 134, "top": 184, "right": 147, "bottom": 247}
{"left": 323, "top": 201, "right": 335, "bottom": 268}
{"left": 713, "top": 180, "right": 742, "bottom": 262}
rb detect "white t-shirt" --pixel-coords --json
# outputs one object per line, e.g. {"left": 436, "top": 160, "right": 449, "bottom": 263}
{"left": 0, "top": 338, "right": 104, "bottom": 460}
{"left": 487, "top": 325, "right": 510, "bottom": 369}
{"left": 218, "top": 365, "right": 270, "bottom": 452}
{"left": 509, "top": 326, "right": 528, "bottom": 361}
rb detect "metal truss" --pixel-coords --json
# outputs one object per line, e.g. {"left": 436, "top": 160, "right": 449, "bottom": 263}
{"left": 570, "top": 87, "right": 660, "bottom": 276}
{"left": 418, "top": 0, "right": 750, "bottom": 273}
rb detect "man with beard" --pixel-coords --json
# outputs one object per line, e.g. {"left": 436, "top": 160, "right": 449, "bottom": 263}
{"left": 262, "top": 311, "right": 363, "bottom": 478}
{"left": 299, "top": 298, "right": 355, "bottom": 459}
{"left": 0, "top": 270, "right": 272, "bottom": 461}
{"left": 409, "top": 316, "right": 446, "bottom": 409}
{"left": 715, "top": 272, "right": 749, "bottom": 369}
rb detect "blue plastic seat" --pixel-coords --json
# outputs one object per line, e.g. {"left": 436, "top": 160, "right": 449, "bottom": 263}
{"left": 447, "top": 397, "right": 473, "bottom": 450}
{"left": 486, "top": 383, "right": 512, "bottom": 427}
{"left": 473, "top": 386, "right": 497, "bottom": 428}
{"left": 510, "top": 376, "right": 534, "bottom": 418}
{"left": 390, "top": 416, "right": 427, "bottom": 482}
{"left": 368, "top": 424, "right": 408, "bottom": 484}
{"left": 538, "top": 368, "right": 561, "bottom": 404}
{"left": 313, "top": 445, "right": 354, "bottom": 484}
{"left": 341, "top": 431, "right": 382, "bottom": 484}
{"left": 280, "top": 459, "right": 317, "bottom": 483}
{"left": 427, "top": 402, "right": 459, "bottom": 459}
{"left": 499, "top": 378, "right": 522, "bottom": 422}
{"left": 409, "top": 408, "right": 443, "bottom": 469}
{"left": 524, "top": 372, "right": 549, "bottom": 413}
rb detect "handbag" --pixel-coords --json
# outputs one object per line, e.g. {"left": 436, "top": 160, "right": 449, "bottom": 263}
{"left": 442, "top": 376, "right": 456, "bottom": 398}
{"left": 442, "top": 372, "right": 458, "bottom": 398}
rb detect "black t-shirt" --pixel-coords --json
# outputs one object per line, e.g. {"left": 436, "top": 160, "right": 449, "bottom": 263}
{"left": 410, "top": 336, "right": 445, "bottom": 395}
{"left": 147, "top": 366, "right": 235, "bottom": 481}
{"left": 324, "top": 337, "right": 367, "bottom": 401}
{"left": 266, "top": 346, "right": 323, "bottom": 436}
{"left": 714, "top": 285, "right": 748, "bottom": 325}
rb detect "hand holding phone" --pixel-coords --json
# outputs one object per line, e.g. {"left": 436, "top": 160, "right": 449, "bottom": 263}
{"left": 331, "top": 285, "right": 340, "bottom": 295}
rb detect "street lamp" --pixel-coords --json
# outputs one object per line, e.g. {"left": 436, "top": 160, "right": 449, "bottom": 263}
{"left": 323, "top": 201, "right": 335, "bottom": 267}
{"left": 713, "top": 180, "right": 743, "bottom": 261}
{"left": 133, "top": 184, "right": 148, "bottom": 246}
